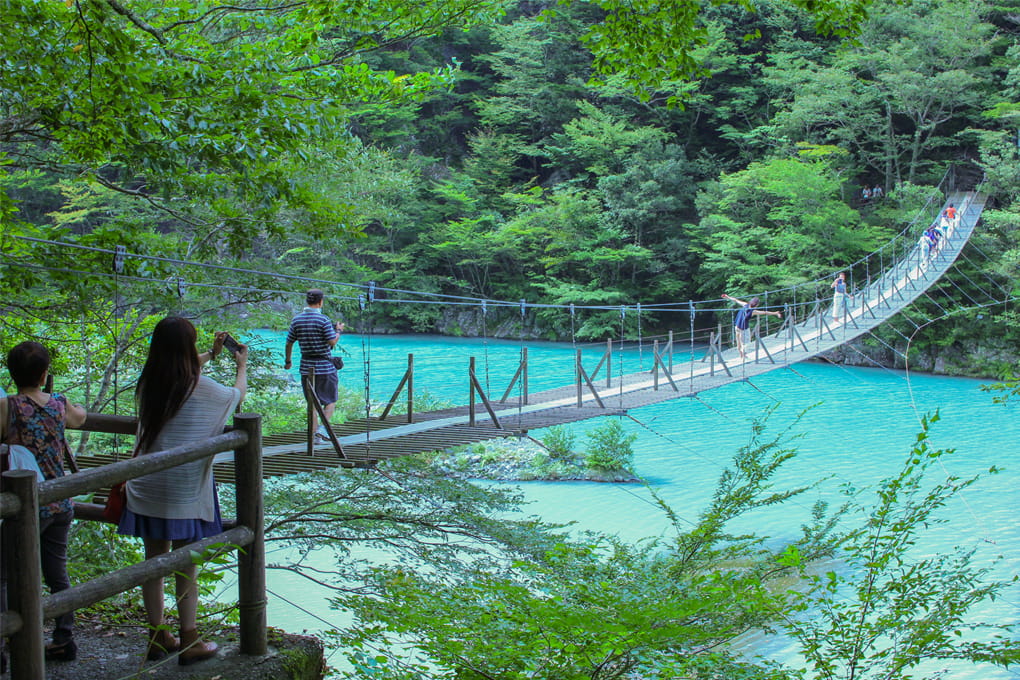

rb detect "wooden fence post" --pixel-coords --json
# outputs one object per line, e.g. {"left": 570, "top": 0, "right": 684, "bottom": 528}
{"left": 406, "top": 353, "right": 414, "bottom": 423}
{"left": 233, "top": 414, "right": 267, "bottom": 656}
{"left": 522, "top": 348, "right": 529, "bottom": 405}
{"left": 469, "top": 357, "right": 477, "bottom": 426}
{"left": 3, "top": 471, "right": 44, "bottom": 680}
{"left": 575, "top": 349, "right": 583, "bottom": 407}
{"left": 605, "top": 339, "right": 612, "bottom": 388}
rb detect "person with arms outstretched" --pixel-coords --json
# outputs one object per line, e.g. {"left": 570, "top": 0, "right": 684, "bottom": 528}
{"left": 721, "top": 293, "right": 782, "bottom": 359}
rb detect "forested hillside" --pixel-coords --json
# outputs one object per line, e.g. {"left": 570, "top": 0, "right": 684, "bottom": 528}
{"left": 3, "top": 2, "right": 1020, "bottom": 678}
{"left": 1, "top": 0, "right": 1020, "bottom": 358}
{"left": 2, "top": 0, "right": 1018, "bottom": 368}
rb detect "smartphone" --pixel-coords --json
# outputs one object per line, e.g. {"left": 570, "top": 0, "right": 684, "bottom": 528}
{"left": 222, "top": 334, "right": 242, "bottom": 354}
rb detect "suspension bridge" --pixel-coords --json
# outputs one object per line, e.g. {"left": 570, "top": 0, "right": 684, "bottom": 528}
{"left": 12, "top": 174, "right": 997, "bottom": 479}
{"left": 195, "top": 187, "right": 990, "bottom": 480}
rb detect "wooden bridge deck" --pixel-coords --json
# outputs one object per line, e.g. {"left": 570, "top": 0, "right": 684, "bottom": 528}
{"left": 74, "top": 192, "right": 984, "bottom": 479}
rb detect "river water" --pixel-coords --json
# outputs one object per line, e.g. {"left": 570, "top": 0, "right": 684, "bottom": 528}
{"left": 248, "top": 331, "right": 1019, "bottom": 678}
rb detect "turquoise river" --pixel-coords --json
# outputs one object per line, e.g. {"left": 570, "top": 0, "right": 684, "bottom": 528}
{"left": 245, "top": 331, "right": 1018, "bottom": 679}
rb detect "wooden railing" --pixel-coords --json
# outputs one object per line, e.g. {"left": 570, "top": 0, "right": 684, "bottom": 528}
{"left": 0, "top": 413, "right": 266, "bottom": 680}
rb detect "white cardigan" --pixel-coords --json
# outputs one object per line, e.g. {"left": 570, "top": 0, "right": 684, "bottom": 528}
{"left": 126, "top": 375, "right": 240, "bottom": 522}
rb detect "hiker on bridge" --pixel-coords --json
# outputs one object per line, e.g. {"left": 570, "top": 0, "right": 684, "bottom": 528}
{"left": 721, "top": 293, "right": 782, "bottom": 359}
{"left": 0, "top": 341, "right": 87, "bottom": 664}
{"left": 831, "top": 272, "right": 848, "bottom": 322}
{"left": 118, "top": 317, "right": 247, "bottom": 666}
{"left": 940, "top": 203, "right": 957, "bottom": 234}
{"left": 924, "top": 224, "right": 942, "bottom": 257}
{"left": 284, "top": 288, "right": 344, "bottom": 444}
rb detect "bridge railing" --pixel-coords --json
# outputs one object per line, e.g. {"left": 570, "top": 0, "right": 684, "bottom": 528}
{"left": 0, "top": 413, "right": 266, "bottom": 679}
{"left": 702, "top": 164, "right": 964, "bottom": 326}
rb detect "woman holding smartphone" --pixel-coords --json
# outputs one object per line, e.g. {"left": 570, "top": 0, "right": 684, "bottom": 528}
{"left": 118, "top": 317, "right": 246, "bottom": 665}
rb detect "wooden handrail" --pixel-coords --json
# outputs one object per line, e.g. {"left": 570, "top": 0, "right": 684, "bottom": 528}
{"left": 0, "top": 413, "right": 267, "bottom": 677}
{"left": 43, "top": 526, "right": 255, "bottom": 622}
{"left": 72, "top": 412, "right": 137, "bottom": 435}
{"left": 379, "top": 353, "right": 414, "bottom": 422}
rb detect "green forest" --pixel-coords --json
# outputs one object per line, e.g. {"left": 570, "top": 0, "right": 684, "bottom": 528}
{"left": 2, "top": 0, "right": 1019, "bottom": 677}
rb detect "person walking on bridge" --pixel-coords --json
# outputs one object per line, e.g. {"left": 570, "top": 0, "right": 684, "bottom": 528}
{"left": 284, "top": 289, "right": 344, "bottom": 443}
{"left": 940, "top": 203, "right": 958, "bottom": 236}
{"left": 831, "top": 272, "right": 848, "bottom": 322}
{"left": 721, "top": 293, "right": 782, "bottom": 359}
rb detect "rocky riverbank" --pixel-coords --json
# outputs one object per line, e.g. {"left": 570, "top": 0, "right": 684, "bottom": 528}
{"left": 416, "top": 438, "right": 640, "bottom": 483}
{"left": 819, "top": 334, "right": 1017, "bottom": 378}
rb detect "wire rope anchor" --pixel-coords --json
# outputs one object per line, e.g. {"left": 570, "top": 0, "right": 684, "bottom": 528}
{"left": 166, "top": 275, "right": 187, "bottom": 299}
{"left": 113, "top": 245, "right": 126, "bottom": 274}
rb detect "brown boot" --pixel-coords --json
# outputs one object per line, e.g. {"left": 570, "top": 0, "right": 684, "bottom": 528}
{"left": 178, "top": 628, "right": 218, "bottom": 666}
{"left": 146, "top": 628, "right": 180, "bottom": 661}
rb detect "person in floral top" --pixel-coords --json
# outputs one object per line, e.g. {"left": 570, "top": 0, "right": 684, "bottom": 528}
{"left": 0, "top": 341, "right": 86, "bottom": 662}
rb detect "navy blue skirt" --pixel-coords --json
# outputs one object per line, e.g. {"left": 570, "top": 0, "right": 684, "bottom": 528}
{"left": 118, "top": 485, "right": 223, "bottom": 542}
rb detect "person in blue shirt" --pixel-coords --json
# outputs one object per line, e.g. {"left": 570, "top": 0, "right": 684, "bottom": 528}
{"left": 283, "top": 289, "right": 344, "bottom": 443}
{"left": 721, "top": 293, "right": 782, "bottom": 359}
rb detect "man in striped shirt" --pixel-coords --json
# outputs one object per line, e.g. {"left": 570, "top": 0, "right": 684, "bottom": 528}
{"left": 284, "top": 289, "right": 344, "bottom": 442}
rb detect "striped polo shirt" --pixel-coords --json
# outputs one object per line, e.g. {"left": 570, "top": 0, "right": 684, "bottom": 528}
{"left": 286, "top": 307, "right": 339, "bottom": 375}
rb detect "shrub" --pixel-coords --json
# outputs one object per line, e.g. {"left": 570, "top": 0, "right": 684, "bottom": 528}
{"left": 542, "top": 425, "right": 576, "bottom": 460}
{"left": 584, "top": 419, "right": 637, "bottom": 472}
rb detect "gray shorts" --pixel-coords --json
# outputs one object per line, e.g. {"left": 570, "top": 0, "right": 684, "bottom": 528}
{"left": 311, "top": 372, "right": 339, "bottom": 406}
{"left": 735, "top": 326, "right": 750, "bottom": 344}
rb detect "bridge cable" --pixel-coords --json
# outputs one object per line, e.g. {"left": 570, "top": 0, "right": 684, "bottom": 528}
{"left": 947, "top": 263, "right": 997, "bottom": 305}
{"left": 481, "top": 299, "right": 492, "bottom": 400}
{"left": 263, "top": 584, "right": 348, "bottom": 660}
{"left": 3, "top": 183, "right": 970, "bottom": 314}
{"left": 742, "top": 379, "right": 781, "bottom": 402}
{"left": 921, "top": 290, "right": 951, "bottom": 316}
{"left": 520, "top": 299, "right": 528, "bottom": 428}
{"left": 627, "top": 399, "right": 865, "bottom": 535}
{"left": 692, "top": 394, "right": 738, "bottom": 422}
{"left": 845, "top": 343, "right": 909, "bottom": 379}
{"left": 900, "top": 301, "right": 1018, "bottom": 579}
{"left": 112, "top": 246, "right": 126, "bottom": 458}
{"left": 11, "top": 170, "right": 958, "bottom": 310}
{"left": 894, "top": 309, "right": 923, "bottom": 331}
{"left": 736, "top": 367, "right": 1016, "bottom": 580}
{"left": 862, "top": 329, "right": 909, "bottom": 363}
{"left": 810, "top": 355, "right": 873, "bottom": 385}
{"left": 618, "top": 306, "right": 627, "bottom": 409}
{"left": 357, "top": 288, "right": 374, "bottom": 459}
{"left": 636, "top": 302, "right": 643, "bottom": 372}
{"left": 878, "top": 318, "right": 915, "bottom": 346}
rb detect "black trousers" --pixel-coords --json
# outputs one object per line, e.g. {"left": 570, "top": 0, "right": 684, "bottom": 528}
{"left": 1, "top": 508, "right": 75, "bottom": 644}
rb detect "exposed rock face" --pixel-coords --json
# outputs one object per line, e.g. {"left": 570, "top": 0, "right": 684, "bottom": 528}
{"left": 429, "top": 307, "right": 1017, "bottom": 380}
{"left": 820, "top": 337, "right": 1018, "bottom": 378}
{"left": 435, "top": 307, "right": 546, "bottom": 339}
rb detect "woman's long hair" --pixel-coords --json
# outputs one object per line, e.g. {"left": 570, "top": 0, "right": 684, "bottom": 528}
{"left": 136, "top": 316, "right": 201, "bottom": 452}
